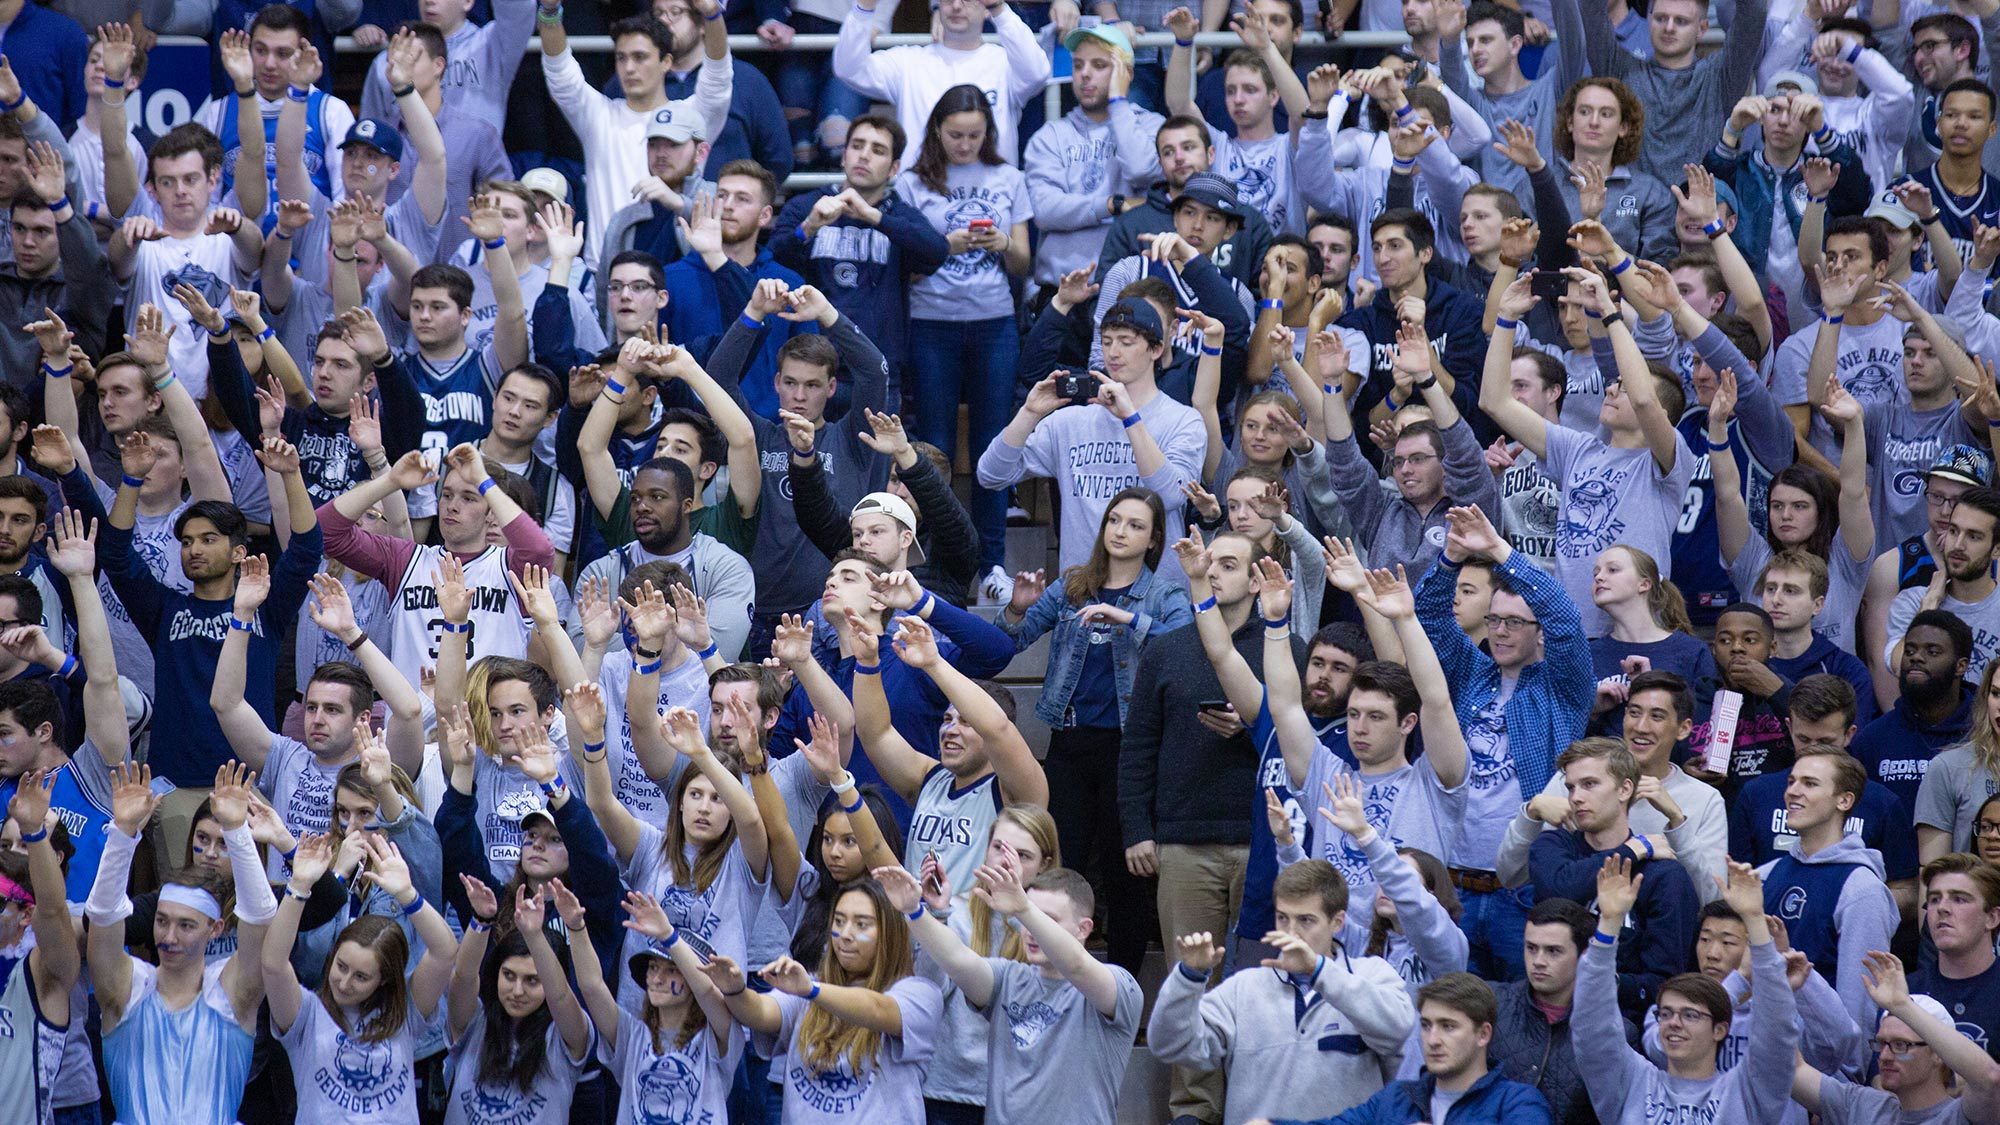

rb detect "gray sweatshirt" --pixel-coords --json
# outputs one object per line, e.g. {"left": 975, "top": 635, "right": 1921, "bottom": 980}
{"left": 978, "top": 392, "right": 1206, "bottom": 579}
{"left": 1147, "top": 945, "right": 1415, "bottom": 1125}
{"left": 1324, "top": 417, "right": 1498, "bottom": 576}
{"left": 1023, "top": 102, "right": 1164, "bottom": 287}
{"left": 1439, "top": 0, "right": 1588, "bottom": 208}
{"left": 359, "top": 0, "right": 539, "bottom": 134}
{"left": 1576, "top": 938, "right": 1797, "bottom": 1125}
{"left": 1754, "top": 834, "right": 1901, "bottom": 1032}
{"left": 1580, "top": 0, "right": 1771, "bottom": 183}
{"left": 709, "top": 313, "right": 890, "bottom": 614}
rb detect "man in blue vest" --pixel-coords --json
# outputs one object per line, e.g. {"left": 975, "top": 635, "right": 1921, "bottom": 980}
{"left": 196, "top": 4, "right": 354, "bottom": 227}
{"left": 1754, "top": 747, "right": 1899, "bottom": 1032}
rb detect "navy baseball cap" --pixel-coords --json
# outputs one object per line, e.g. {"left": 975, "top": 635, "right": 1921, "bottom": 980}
{"left": 1167, "top": 172, "right": 1247, "bottom": 222}
{"left": 340, "top": 118, "right": 404, "bottom": 163}
{"left": 1103, "top": 296, "right": 1165, "bottom": 344}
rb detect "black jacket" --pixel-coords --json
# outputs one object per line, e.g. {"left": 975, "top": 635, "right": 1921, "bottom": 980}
{"left": 1119, "top": 614, "right": 1305, "bottom": 848}
{"left": 1490, "top": 979, "right": 1636, "bottom": 1125}
{"left": 789, "top": 444, "right": 980, "bottom": 606}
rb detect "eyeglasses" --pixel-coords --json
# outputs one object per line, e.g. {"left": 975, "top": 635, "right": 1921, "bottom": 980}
{"left": 1871, "top": 1037, "right": 1929, "bottom": 1060}
{"left": 1389, "top": 452, "right": 1437, "bottom": 470}
{"left": 1973, "top": 819, "right": 2000, "bottom": 839}
{"left": 1925, "top": 488, "right": 1963, "bottom": 511}
{"left": 1655, "top": 1006, "right": 1713, "bottom": 1027}
{"left": 1793, "top": 735, "right": 1847, "bottom": 752}
{"left": 607, "top": 281, "right": 659, "bottom": 296}
{"left": 1912, "top": 37, "right": 1954, "bottom": 54}
{"left": 1483, "top": 615, "right": 1541, "bottom": 634}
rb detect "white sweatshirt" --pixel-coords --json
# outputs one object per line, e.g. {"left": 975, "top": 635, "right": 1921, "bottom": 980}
{"left": 833, "top": 1, "right": 1051, "bottom": 168}
{"left": 543, "top": 47, "right": 733, "bottom": 261}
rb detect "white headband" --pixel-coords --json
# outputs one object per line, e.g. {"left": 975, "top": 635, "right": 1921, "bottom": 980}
{"left": 159, "top": 883, "right": 223, "bottom": 921}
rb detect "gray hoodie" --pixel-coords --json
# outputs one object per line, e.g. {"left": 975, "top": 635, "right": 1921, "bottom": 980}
{"left": 1023, "top": 103, "right": 1164, "bottom": 287}
{"left": 1147, "top": 944, "right": 1415, "bottom": 1125}
{"left": 1576, "top": 938, "right": 1798, "bottom": 1125}
{"left": 1755, "top": 834, "right": 1901, "bottom": 1032}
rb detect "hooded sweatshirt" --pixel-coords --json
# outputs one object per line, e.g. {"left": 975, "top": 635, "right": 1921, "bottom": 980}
{"left": 1148, "top": 944, "right": 1415, "bottom": 1125}
{"left": 1770, "top": 633, "right": 1879, "bottom": 728}
{"left": 1528, "top": 830, "right": 1700, "bottom": 1022}
{"left": 1756, "top": 835, "right": 1900, "bottom": 1030}
{"left": 1851, "top": 687, "right": 1975, "bottom": 813}
{"left": 1574, "top": 938, "right": 1797, "bottom": 1125}
{"left": 1024, "top": 102, "right": 1166, "bottom": 286}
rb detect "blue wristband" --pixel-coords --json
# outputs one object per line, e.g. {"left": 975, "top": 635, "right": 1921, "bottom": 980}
{"left": 229, "top": 616, "right": 256, "bottom": 632}
{"left": 538, "top": 776, "right": 568, "bottom": 798}
{"left": 120, "top": 473, "right": 145, "bottom": 489}
{"left": 400, "top": 893, "right": 426, "bottom": 917}
{"left": 604, "top": 377, "right": 628, "bottom": 396}
{"left": 477, "top": 478, "right": 497, "bottom": 495}
{"left": 56, "top": 654, "right": 76, "bottom": 680}
{"left": 483, "top": 236, "right": 505, "bottom": 250}
{"left": 1494, "top": 316, "right": 1519, "bottom": 331}
{"left": 839, "top": 789, "right": 863, "bottom": 813}
{"left": 1592, "top": 930, "right": 1617, "bottom": 946}
{"left": 41, "top": 362, "right": 71, "bottom": 379}
{"left": 1394, "top": 103, "right": 1415, "bottom": 120}
{"left": 1194, "top": 595, "right": 1218, "bottom": 614}
{"left": 1174, "top": 36, "right": 1193, "bottom": 46}
{"left": 636, "top": 658, "right": 662, "bottom": 676}
{"left": 274, "top": 228, "right": 293, "bottom": 240}
{"left": 906, "top": 902, "right": 925, "bottom": 921}
{"left": 1609, "top": 256, "right": 1634, "bottom": 275}
{"left": 1845, "top": 42, "right": 1862, "bottom": 63}
{"left": 1808, "top": 193, "right": 1828, "bottom": 205}
{"left": 581, "top": 740, "right": 606, "bottom": 758}
{"left": 1200, "top": 343, "right": 1221, "bottom": 356}
{"left": 739, "top": 312, "right": 763, "bottom": 330}
{"left": 1390, "top": 156, "right": 1416, "bottom": 172}
{"left": 466, "top": 917, "right": 491, "bottom": 933}
{"left": 795, "top": 223, "right": 810, "bottom": 241}
{"left": 806, "top": 983, "right": 821, "bottom": 1000}
{"left": 1258, "top": 299, "right": 1283, "bottom": 311}
{"left": 1825, "top": 313, "right": 1844, "bottom": 325}
{"left": 47, "top": 196, "right": 68, "bottom": 213}
{"left": 854, "top": 663, "right": 882, "bottom": 675}
{"left": 1122, "top": 411, "right": 1142, "bottom": 429}
{"left": 287, "top": 85, "right": 310, "bottom": 103}
{"left": 1264, "top": 615, "right": 1289, "bottom": 629}
{"left": 913, "top": 590, "right": 935, "bottom": 617}
{"left": 257, "top": 326, "right": 276, "bottom": 342}
{"left": 0, "top": 93, "right": 24, "bottom": 114}
{"left": 102, "top": 77, "right": 124, "bottom": 90}
{"left": 18, "top": 825, "right": 47, "bottom": 844}
{"left": 696, "top": 640, "right": 719, "bottom": 661}
{"left": 1702, "top": 218, "right": 1727, "bottom": 239}
{"left": 438, "top": 620, "right": 471, "bottom": 634}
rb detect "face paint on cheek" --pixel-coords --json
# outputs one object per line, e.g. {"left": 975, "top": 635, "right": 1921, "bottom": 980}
{"left": 366, "top": 164, "right": 380, "bottom": 178}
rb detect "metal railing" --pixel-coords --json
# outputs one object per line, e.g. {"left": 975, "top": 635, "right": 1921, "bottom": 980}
{"left": 154, "top": 25, "right": 1730, "bottom": 191}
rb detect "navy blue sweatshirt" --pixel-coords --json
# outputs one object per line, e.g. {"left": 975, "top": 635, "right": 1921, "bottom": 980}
{"left": 1340, "top": 278, "right": 1492, "bottom": 442}
{"left": 1770, "top": 633, "right": 1879, "bottom": 728}
{"left": 438, "top": 784, "right": 625, "bottom": 986}
{"left": 101, "top": 516, "right": 321, "bottom": 787}
{"left": 208, "top": 339, "right": 425, "bottom": 509}
{"left": 770, "top": 186, "right": 953, "bottom": 372}
{"left": 1851, "top": 686, "right": 1975, "bottom": 815}
{"left": 1530, "top": 827, "right": 1699, "bottom": 1021}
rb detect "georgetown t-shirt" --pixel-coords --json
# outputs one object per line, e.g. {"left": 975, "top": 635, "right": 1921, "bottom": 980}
{"left": 279, "top": 987, "right": 436, "bottom": 1124}
{"left": 259, "top": 735, "right": 353, "bottom": 882}
{"left": 617, "top": 825, "right": 766, "bottom": 1013}
{"left": 977, "top": 958, "right": 1143, "bottom": 1124}
{"left": 762, "top": 976, "right": 942, "bottom": 1123}
{"left": 602, "top": 1008, "right": 740, "bottom": 1125}
{"left": 1541, "top": 423, "right": 1696, "bottom": 636}
{"left": 1914, "top": 744, "right": 2000, "bottom": 853}
{"left": 1453, "top": 679, "right": 1519, "bottom": 871}
{"left": 897, "top": 162, "right": 1034, "bottom": 322}
{"left": 1303, "top": 744, "right": 1465, "bottom": 898}
{"left": 442, "top": 1009, "right": 588, "bottom": 1125}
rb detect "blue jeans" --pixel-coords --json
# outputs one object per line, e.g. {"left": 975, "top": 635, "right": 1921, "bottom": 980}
{"left": 775, "top": 12, "right": 872, "bottom": 155}
{"left": 1458, "top": 883, "right": 1533, "bottom": 981}
{"left": 909, "top": 315, "right": 1020, "bottom": 570}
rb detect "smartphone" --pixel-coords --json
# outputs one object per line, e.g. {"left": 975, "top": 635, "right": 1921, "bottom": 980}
{"left": 1530, "top": 269, "right": 1568, "bottom": 301}
{"left": 1198, "top": 699, "right": 1232, "bottom": 715}
{"left": 745, "top": 970, "right": 774, "bottom": 993}
{"left": 967, "top": 217, "right": 996, "bottom": 233}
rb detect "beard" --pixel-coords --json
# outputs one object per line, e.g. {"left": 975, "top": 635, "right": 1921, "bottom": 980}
{"left": 1902, "top": 666, "right": 1959, "bottom": 710}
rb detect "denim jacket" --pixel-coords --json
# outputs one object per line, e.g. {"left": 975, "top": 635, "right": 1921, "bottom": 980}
{"left": 1001, "top": 566, "right": 1192, "bottom": 728}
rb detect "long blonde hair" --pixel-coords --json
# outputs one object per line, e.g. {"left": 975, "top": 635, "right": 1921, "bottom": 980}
{"left": 967, "top": 806, "right": 1062, "bottom": 960}
{"left": 797, "top": 880, "right": 914, "bottom": 1075}
{"left": 1611, "top": 545, "right": 1692, "bottom": 634}
{"left": 1966, "top": 658, "right": 2000, "bottom": 783}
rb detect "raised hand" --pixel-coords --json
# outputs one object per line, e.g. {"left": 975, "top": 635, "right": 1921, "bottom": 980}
{"left": 1820, "top": 374, "right": 1863, "bottom": 430}
{"left": 439, "top": 701, "right": 476, "bottom": 776}
{"left": 45, "top": 508, "right": 95, "bottom": 578}
{"left": 386, "top": 449, "right": 440, "bottom": 493}
{"left": 1672, "top": 163, "right": 1719, "bottom": 226}
{"left": 668, "top": 585, "right": 712, "bottom": 653}
{"left": 1252, "top": 556, "right": 1292, "bottom": 621}
{"left": 548, "top": 878, "right": 587, "bottom": 932}
{"left": 27, "top": 425, "right": 71, "bottom": 477}
{"left": 970, "top": 856, "right": 1032, "bottom": 917}
{"left": 434, "top": 552, "right": 471, "bottom": 625}
{"left": 110, "top": 761, "right": 158, "bottom": 836}
{"left": 1595, "top": 854, "right": 1642, "bottom": 920}
{"left": 1260, "top": 928, "right": 1322, "bottom": 975}
{"left": 659, "top": 706, "right": 708, "bottom": 760}
{"left": 7, "top": 768, "right": 51, "bottom": 837}
{"left": 203, "top": 208, "right": 245, "bottom": 237}
{"left": 1055, "top": 265, "right": 1100, "bottom": 312}
{"left": 919, "top": 850, "right": 951, "bottom": 912}
{"left": 1263, "top": 787, "right": 1294, "bottom": 847}
{"left": 208, "top": 760, "right": 258, "bottom": 832}
{"left": 770, "top": 613, "right": 815, "bottom": 666}
{"left": 127, "top": 303, "right": 173, "bottom": 370}
{"left": 1860, "top": 949, "right": 1909, "bottom": 1011}
{"left": 1491, "top": 118, "right": 1544, "bottom": 171}
{"left": 1182, "top": 479, "right": 1223, "bottom": 522}
{"left": 1320, "top": 536, "right": 1368, "bottom": 594}
{"left": 1178, "top": 930, "right": 1225, "bottom": 973}
{"left": 256, "top": 434, "right": 301, "bottom": 477}
{"left": 872, "top": 864, "right": 925, "bottom": 915}
{"left": 563, "top": 682, "right": 607, "bottom": 738}
{"left": 1801, "top": 156, "right": 1840, "bottom": 202}
{"left": 619, "top": 580, "right": 671, "bottom": 648}
{"left": 512, "top": 880, "right": 547, "bottom": 934}
{"left": 778, "top": 285, "right": 835, "bottom": 325}
{"left": 290, "top": 832, "right": 335, "bottom": 887}
{"left": 778, "top": 409, "right": 816, "bottom": 455}
{"left": 576, "top": 575, "right": 617, "bottom": 649}
{"left": 23, "top": 307, "right": 70, "bottom": 360}
{"left": 1171, "top": 531, "right": 1210, "bottom": 582}
{"left": 357, "top": 835, "right": 417, "bottom": 901}
{"left": 1571, "top": 161, "right": 1607, "bottom": 221}
{"left": 1356, "top": 565, "right": 1416, "bottom": 619}
{"left": 1718, "top": 859, "right": 1765, "bottom": 920}
{"left": 218, "top": 27, "right": 254, "bottom": 92}
{"left": 856, "top": 409, "right": 911, "bottom": 460}
{"left": 232, "top": 554, "right": 271, "bottom": 616}
{"left": 508, "top": 564, "right": 560, "bottom": 626}
{"left": 459, "top": 872, "right": 499, "bottom": 921}
{"left": 462, "top": 193, "right": 506, "bottom": 245}
{"left": 1444, "top": 505, "right": 1505, "bottom": 560}
{"left": 891, "top": 614, "right": 942, "bottom": 669}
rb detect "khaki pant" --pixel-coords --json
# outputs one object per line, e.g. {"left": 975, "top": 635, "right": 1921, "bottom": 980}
{"left": 150, "top": 784, "right": 213, "bottom": 880}
{"left": 1157, "top": 842, "right": 1248, "bottom": 1124}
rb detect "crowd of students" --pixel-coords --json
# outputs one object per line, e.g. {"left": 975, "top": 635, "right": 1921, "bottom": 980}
{"left": 8, "top": 0, "right": 2000, "bottom": 1121}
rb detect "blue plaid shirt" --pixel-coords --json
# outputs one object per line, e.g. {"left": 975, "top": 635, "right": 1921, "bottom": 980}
{"left": 1415, "top": 551, "right": 1593, "bottom": 802}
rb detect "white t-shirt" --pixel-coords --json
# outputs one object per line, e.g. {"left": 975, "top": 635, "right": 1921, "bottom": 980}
{"left": 278, "top": 986, "right": 436, "bottom": 1124}
{"left": 897, "top": 162, "right": 1035, "bottom": 323}
{"left": 122, "top": 227, "right": 246, "bottom": 400}
{"left": 760, "top": 976, "right": 943, "bottom": 1124}
{"left": 258, "top": 734, "right": 353, "bottom": 881}
{"left": 602, "top": 1008, "right": 740, "bottom": 1125}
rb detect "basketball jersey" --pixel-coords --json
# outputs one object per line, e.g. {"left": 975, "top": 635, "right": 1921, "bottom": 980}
{"left": 0, "top": 954, "right": 65, "bottom": 1125}
{"left": 411, "top": 347, "right": 499, "bottom": 459}
{"left": 212, "top": 89, "right": 336, "bottom": 223}
{"left": 387, "top": 545, "right": 528, "bottom": 684}
{"left": 125, "top": 232, "right": 241, "bottom": 401}
{"left": 103, "top": 958, "right": 255, "bottom": 1125}
{"left": 907, "top": 765, "right": 1003, "bottom": 900}
{"left": 0, "top": 756, "right": 113, "bottom": 901}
